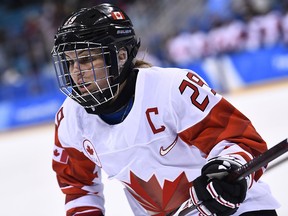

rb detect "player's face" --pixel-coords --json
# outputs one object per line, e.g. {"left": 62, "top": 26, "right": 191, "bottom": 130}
{"left": 65, "top": 48, "right": 108, "bottom": 95}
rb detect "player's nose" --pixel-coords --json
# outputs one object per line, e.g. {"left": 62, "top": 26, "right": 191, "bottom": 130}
{"left": 71, "top": 61, "right": 82, "bottom": 75}
{"left": 70, "top": 63, "right": 83, "bottom": 79}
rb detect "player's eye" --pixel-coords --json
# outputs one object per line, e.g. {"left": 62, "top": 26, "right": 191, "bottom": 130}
{"left": 78, "top": 56, "right": 91, "bottom": 64}
{"left": 67, "top": 59, "right": 75, "bottom": 67}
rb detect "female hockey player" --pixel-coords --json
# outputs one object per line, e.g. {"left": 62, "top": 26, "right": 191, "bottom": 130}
{"left": 51, "top": 3, "right": 279, "bottom": 216}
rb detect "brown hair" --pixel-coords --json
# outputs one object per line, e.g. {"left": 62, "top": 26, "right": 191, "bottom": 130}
{"left": 134, "top": 59, "right": 153, "bottom": 68}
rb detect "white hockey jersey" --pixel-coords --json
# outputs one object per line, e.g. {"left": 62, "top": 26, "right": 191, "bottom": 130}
{"left": 52, "top": 66, "right": 280, "bottom": 216}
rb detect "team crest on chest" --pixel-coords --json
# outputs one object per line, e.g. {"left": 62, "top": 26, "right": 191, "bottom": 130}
{"left": 83, "top": 139, "right": 102, "bottom": 167}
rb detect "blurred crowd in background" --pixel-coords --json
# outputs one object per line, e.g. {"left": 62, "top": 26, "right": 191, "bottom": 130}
{"left": 0, "top": 0, "right": 133, "bottom": 101}
{"left": 0, "top": 0, "right": 288, "bottom": 101}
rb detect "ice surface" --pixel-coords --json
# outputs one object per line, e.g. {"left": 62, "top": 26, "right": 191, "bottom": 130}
{"left": 0, "top": 81, "right": 287, "bottom": 216}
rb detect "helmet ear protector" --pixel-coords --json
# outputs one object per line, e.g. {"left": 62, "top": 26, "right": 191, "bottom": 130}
{"left": 51, "top": 3, "right": 140, "bottom": 109}
{"left": 109, "top": 39, "right": 140, "bottom": 85}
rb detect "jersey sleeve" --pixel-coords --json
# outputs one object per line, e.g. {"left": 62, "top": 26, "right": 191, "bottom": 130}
{"left": 52, "top": 106, "right": 104, "bottom": 216}
{"left": 171, "top": 70, "right": 267, "bottom": 181}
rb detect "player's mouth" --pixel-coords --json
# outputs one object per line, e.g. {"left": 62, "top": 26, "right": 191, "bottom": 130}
{"left": 79, "top": 83, "right": 91, "bottom": 88}
{"left": 77, "top": 82, "right": 92, "bottom": 92}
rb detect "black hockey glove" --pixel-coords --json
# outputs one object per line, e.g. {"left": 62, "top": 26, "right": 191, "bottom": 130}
{"left": 190, "top": 156, "right": 250, "bottom": 216}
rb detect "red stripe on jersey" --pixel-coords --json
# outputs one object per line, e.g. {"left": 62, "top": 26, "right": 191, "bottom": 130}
{"left": 179, "top": 98, "right": 267, "bottom": 180}
{"left": 52, "top": 123, "right": 102, "bottom": 215}
{"left": 52, "top": 147, "right": 99, "bottom": 190}
{"left": 69, "top": 207, "right": 103, "bottom": 216}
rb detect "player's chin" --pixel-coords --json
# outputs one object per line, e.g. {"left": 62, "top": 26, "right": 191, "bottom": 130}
{"left": 79, "top": 85, "right": 101, "bottom": 96}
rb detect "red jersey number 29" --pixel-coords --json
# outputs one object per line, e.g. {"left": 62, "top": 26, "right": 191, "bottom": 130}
{"left": 179, "top": 72, "right": 216, "bottom": 112}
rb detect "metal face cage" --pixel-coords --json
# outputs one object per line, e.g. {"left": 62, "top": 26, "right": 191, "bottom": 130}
{"left": 51, "top": 42, "right": 119, "bottom": 108}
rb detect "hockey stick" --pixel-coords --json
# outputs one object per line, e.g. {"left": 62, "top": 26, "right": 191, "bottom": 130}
{"left": 266, "top": 154, "right": 288, "bottom": 172}
{"left": 168, "top": 138, "right": 288, "bottom": 216}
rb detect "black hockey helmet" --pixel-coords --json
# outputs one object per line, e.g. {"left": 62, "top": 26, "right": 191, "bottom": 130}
{"left": 51, "top": 3, "right": 140, "bottom": 109}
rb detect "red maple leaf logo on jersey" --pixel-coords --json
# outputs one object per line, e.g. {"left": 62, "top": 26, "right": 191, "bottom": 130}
{"left": 54, "top": 149, "right": 60, "bottom": 157}
{"left": 86, "top": 145, "right": 94, "bottom": 155}
{"left": 53, "top": 146, "right": 69, "bottom": 164}
{"left": 122, "top": 172, "right": 192, "bottom": 215}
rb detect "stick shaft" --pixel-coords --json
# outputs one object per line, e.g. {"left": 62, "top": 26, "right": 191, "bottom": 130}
{"left": 227, "top": 138, "right": 288, "bottom": 182}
